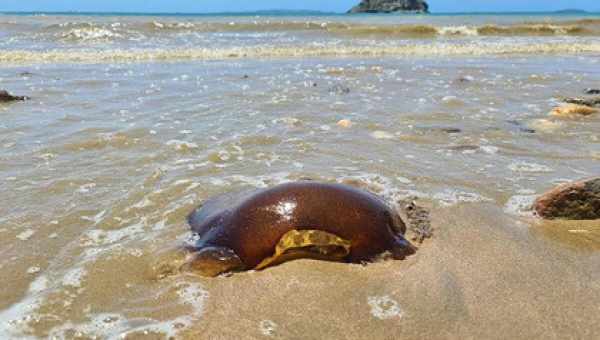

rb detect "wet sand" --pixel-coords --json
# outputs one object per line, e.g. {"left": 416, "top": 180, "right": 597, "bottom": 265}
{"left": 178, "top": 204, "right": 600, "bottom": 339}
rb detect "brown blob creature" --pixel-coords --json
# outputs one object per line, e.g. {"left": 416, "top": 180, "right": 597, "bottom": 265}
{"left": 185, "top": 182, "right": 416, "bottom": 276}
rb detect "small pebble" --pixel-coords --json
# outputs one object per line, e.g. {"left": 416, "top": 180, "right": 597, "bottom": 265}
{"left": 337, "top": 119, "right": 353, "bottom": 128}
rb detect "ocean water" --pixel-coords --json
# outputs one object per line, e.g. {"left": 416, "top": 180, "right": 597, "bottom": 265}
{"left": 1, "top": 12, "right": 600, "bottom": 339}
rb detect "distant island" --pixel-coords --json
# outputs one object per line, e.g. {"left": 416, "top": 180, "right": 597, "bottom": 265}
{"left": 348, "top": 0, "right": 429, "bottom": 14}
{"left": 553, "top": 9, "right": 588, "bottom": 14}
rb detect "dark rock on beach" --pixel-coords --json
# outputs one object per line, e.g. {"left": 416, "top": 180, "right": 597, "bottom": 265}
{"left": 534, "top": 178, "right": 600, "bottom": 220}
{"left": 415, "top": 125, "right": 462, "bottom": 134}
{"left": 349, "top": 0, "right": 429, "bottom": 14}
{"left": 562, "top": 96, "right": 600, "bottom": 108}
{"left": 328, "top": 84, "right": 351, "bottom": 95}
{"left": 454, "top": 76, "right": 475, "bottom": 84}
{"left": 399, "top": 198, "right": 432, "bottom": 243}
{"left": 584, "top": 88, "right": 600, "bottom": 95}
{"left": 0, "top": 90, "right": 29, "bottom": 102}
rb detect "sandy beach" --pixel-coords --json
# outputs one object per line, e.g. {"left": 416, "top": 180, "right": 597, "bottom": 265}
{"left": 1, "top": 11, "right": 600, "bottom": 339}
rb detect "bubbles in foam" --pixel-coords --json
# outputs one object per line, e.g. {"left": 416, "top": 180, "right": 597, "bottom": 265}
{"left": 371, "top": 131, "right": 395, "bottom": 140}
{"left": 367, "top": 295, "right": 404, "bottom": 320}
{"left": 166, "top": 139, "right": 199, "bottom": 150}
{"left": 259, "top": 320, "right": 278, "bottom": 337}
{"left": 61, "top": 267, "right": 87, "bottom": 288}
{"left": 175, "top": 281, "right": 210, "bottom": 317}
{"left": 77, "top": 183, "right": 96, "bottom": 193}
{"left": 508, "top": 161, "right": 554, "bottom": 173}
{"left": 82, "top": 222, "right": 145, "bottom": 247}
{"left": 0, "top": 275, "right": 49, "bottom": 338}
{"left": 60, "top": 27, "right": 123, "bottom": 42}
{"left": 504, "top": 195, "right": 538, "bottom": 217}
{"left": 433, "top": 189, "right": 492, "bottom": 207}
{"left": 480, "top": 146, "right": 499, "bottom": 154}
{"left": 80, "top": 210, "right": 106, "bottom": 225}
{"left": 16, "top": 229, "right": 35, "bottom": 241}
{"left": 5, "top": 41, "right": 600, "bottom": 65}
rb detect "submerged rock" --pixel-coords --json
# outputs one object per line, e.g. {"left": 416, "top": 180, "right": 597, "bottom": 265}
{"left": 506, "top": 120, "right": 536, "bottom": 133}
{"left": 534, "top": 178, "right": 600, "bottom": 220}
{"left": 0, "top": 90, "right": 29, "bottom": 102}
{"left": 584, "top": 88, "right": 600, "bottom": 95}
{"left": 348, "top": 0, "right": 429, "bottom": 14}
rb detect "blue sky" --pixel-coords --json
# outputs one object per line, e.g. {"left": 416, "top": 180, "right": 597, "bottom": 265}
{"left": 0, "top": 1, "right": 598, "bottom": 13}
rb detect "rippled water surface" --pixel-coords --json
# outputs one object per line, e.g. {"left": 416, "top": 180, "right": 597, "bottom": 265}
{"left": 1, "top": 12, "right": 600, "bottom": 339}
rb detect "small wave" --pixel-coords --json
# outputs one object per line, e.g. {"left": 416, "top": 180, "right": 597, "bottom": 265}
{"left": 44, "top": 22, "right": 144, "bottom": 42}
{"left": 3, "top": 41, "right": 600, "bottom": 64}
{"left": 33, "top": 20, "right": 600, "bottom": 41}
{"left": 338, "top": 23, "right": 596, "bottom": 37}
{"left": 477, "top": 24, "right": 589, "bottom": 36}
{"left": 60, "top": 27, "right": 123, "bottom": 42}
{"left": 145, "top": 20, "right": 340, "bottom": 32}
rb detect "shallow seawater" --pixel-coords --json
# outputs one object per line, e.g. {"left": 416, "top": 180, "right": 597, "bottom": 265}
{"left": 1, "top": 13, "right": 600, "bottom": 339}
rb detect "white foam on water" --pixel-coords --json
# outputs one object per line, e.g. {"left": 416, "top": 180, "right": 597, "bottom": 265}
{"left": 185, "top": 182, "right": 201, "bottom": 192}
{"left": 61, "top": 267, "right": 87, "bottom": 288}
{"left": 367, "top": 295, "right": 404, "bottom": 320}
{"left": 60, "top": 27, "right": 122, "bottom": 42}
{"left": 396, "top": 176, "right": 413, "bottom": 185}
{"left": 166, "top": 139, "right": 199, "bottom": 150}
{"left": 16, "top": 229, "right": 35, "bottom": 241}
{"left": 504, "top": 195, "right": 538, "bottom": 217}
{"left": 480, "top": 145, "right": 499, "bottom": 154}
{"left": 132, "top": 197, "right": 153, "bottom": 209}
{"left": 433, "top": 189, "right": 492, "bottom": 207}
{"left": 77, "top": 183, "right": 96, "bottom": 193}
{"left": 81, "top": 221, "right": 145, "bottom": 247}
{"left": 29, "top": 276, "right": 49, "bottom": 293}
{"left": 48, "top": 313, "right": 128, "bottom": 340}
{"left": 0, "top": 275, "right": 49, "bottom": 339}
{"left": 153, "top": 219, "right": 167, "bottom": 231}
{"left": 371, "top": 130, "right": 395, "bottom": 140}
{"left": 44, "top": 279, "right": 209, "bottom": 339}
{"left": 508, "top": 161, "right": 554, "bottom": 173}
{"left": 80, "top": 210, "right": 106, "bottom": 225}
{"left": 5, "top": 42, "right": 600, "bottom": 66}
{"left": 225, "top": 172, "right": 293, "bottom": 188}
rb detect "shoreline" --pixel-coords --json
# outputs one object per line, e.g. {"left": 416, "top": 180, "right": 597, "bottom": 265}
{"left": 1, "top": 12, "right": 599, "bottom": 338}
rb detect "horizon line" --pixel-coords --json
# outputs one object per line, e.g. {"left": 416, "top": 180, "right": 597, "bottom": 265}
{"left": 0, "top": 8, "right": 598, "bottom": 16}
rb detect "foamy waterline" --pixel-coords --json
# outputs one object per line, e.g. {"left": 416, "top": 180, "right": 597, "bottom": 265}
{"left": 3, "top": 42, "right": 600, "bottom": 64}
{"left": 6, "top": 20, "right": 600, "bottom": 41}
